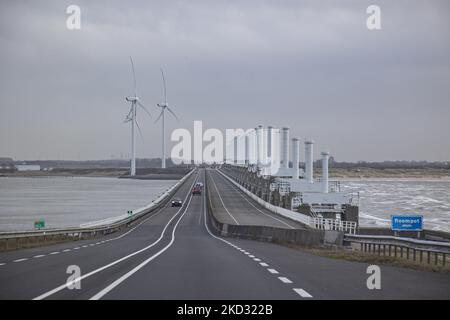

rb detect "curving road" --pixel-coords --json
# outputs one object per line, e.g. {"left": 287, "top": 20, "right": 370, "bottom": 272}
{"left": 0, "top": 169, "right": 449, "bottom": 300}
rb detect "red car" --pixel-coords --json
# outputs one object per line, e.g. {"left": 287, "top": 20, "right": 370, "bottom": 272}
{"left": 192, "top": 186, "right": 202, "bottom": 195}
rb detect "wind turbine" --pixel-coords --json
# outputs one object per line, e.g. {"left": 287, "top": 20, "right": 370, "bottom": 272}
{"left": 124, "top": 56, "right": 152, "bottom": 176}
{"left": 155, "top": 68, "right": 179, "bottom": 169}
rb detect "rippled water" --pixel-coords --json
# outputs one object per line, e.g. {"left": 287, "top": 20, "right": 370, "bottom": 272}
{"left": 340, "top": 180, "right": 450, "bottom": 232}
{"left": 0, "top": 177, "right": 177, "bottom": 231}
{"left": 1, "top": 177, "right": 449, "bottom": 233}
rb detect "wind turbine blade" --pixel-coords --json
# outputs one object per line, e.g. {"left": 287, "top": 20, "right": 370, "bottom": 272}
{"left": 154, "top": 109, "right": 164, "bottom": 123}
{"left": 137, "top": 101, "right": 152, "bottom": 118}
{"left": 166, "top": 106, "right": 179, "bottom": 122}
{"left": 160, "top": 68, "right": 167, "bottom": 105}
{"left": 124, "top": 105, "right": 133, "bottom": 122}
{"left": 135, "top": 119, "right": 144, "bottom": 141}
{"left": 130, "top": 56, "right": 137, "bottom": 96}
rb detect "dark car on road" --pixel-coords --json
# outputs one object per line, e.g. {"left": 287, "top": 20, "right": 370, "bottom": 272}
{"left": 171, "top": 198, "right": 183, "bottom": 207}
{"left": 192, "top": 186, "right": 202, "bottom": 195}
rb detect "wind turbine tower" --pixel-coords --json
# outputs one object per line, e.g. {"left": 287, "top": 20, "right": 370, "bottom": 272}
{"left": 124, "top": 56, "right": 152, "bottom": 176}
{"left": 155, "top": 68, "right": 179, "bottom": 169}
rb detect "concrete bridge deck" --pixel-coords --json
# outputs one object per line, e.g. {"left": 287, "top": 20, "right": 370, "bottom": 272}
{"left": 206, "top": 169, "right": 306, "bottom": 229}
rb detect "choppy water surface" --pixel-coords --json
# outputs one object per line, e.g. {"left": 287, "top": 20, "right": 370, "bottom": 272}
{"left": 1, "top": 177, "right": 449, "bottom": 233}
{"left": 0, "top": 177, "right": 176, "bottom": 231}
{"left": 340, "top": 179, "right": 450, "bottom": 232}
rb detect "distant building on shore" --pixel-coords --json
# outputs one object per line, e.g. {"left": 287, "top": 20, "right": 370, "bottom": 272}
{"left": 16, "top": 163, "right": 41, "bottom": 171}
{"left": 0, "top": 157, "right": 15, "bottom": 172}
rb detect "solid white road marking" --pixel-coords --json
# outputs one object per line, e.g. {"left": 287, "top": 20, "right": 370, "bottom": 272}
{"left": 293, "top": 288, "right": 313, "bottom": 298}
{"left": 13, "top": 258, "right": 28, "bottom": 263}
{"left": 33, "top": 175, "right": 199, "bottom": 301}
{"left": 267, "top": 268, "right": 279, "bottom": 274}
{"left": 33, "top": 255, "right": 45, "bottom": 259}
{"left": 209, "top": 171, "right": 240, "bottom": 225}
{"left": 23, "top": 175, "right": 197, "bottom": 266}
{"left": 90, "top": 187, "right": 197, "bottom": 300}
{"left": 216, "top": 170, "right": 296, "bottom": 229}
{"left": 202, "top": 170, "right": 312, "bottom": 300}
{"left": 278, "top": 277, "right": 293, "bottom": 284}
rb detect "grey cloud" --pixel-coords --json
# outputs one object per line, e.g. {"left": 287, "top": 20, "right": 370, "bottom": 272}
{"left": 0, "top": 0, "right": 449, "bottom": 161}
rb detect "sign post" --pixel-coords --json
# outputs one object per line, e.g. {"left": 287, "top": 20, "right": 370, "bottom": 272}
{"left": 391, "top": 215, "right": 423, "bottom": 238}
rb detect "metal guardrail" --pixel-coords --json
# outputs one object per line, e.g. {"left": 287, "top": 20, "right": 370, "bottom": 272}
{"left": 344, "top": 234, "right": 450, "bottom": 266}
{"left": 0, "top": 169, "right": 195, "bottom": 250}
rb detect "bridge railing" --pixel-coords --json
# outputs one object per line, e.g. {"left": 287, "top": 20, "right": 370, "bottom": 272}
{"left": 218, "top": 169, "right": 359, "bottom": 234}
{"left": 0, "top": 169, "right": 195, "bottom": 251}
{"left": 312, "top": 218, "right": 357, "bottom": 235}
{"left": 344, "top": 234, "right": 450, "bottom": 266}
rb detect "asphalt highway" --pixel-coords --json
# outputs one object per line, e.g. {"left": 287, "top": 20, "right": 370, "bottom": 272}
{"left": 0, "top": 169, "right": 449, "bottom": 300}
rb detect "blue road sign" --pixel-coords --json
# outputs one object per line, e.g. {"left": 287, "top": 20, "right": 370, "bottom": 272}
{"left": 391, "top": 215, "right": 423, "bottom": 231}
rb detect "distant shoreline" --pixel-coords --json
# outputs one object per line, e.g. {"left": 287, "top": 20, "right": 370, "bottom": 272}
{"left": 1, "top": 167, "right": 450, "bottom": 180}
{"left": 327, "top": 167, "right": 450, "bottom": 179}
{"left": 0, "top": 167, "right": 191, "bottom": 180}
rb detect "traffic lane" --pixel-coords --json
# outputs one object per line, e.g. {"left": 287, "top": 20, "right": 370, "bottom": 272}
{"left": 208, "top": 170, "right": 303, "bottom": 229}
{"left": 214, "top": 169, "right": 306, "bottom": 229}
{"left": 101, "top": 172, "right": 303, "bottom": 300}
{"left": 227, "top": 238, "right": 450, "bottom": 299}
{"left": 0, "top": 211, "right": 175, "bottom": 300}
{"left": 207, "top": 168, "right": 278, "bottom": 226}
{"left": 46, "top": 173, "right": 200, "bottom": 300}
{"left": 0, "top": 174, "right": 198, "bottom": 299}
{"left": 0, "top": 172, "right": 196, "bottom": 264}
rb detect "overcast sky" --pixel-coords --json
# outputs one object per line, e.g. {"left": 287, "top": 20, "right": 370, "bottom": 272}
{"left": 1, "top": 0, "right": 449, "bottom": 162}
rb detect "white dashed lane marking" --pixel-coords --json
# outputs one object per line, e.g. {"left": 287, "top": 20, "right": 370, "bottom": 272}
{"left": 13, "top": 258, "right": 28, "bottom": 263}
{"left": 267, "top": 268, "right": 279, "bottom": 274}
{"left": 62, "top": 249, "right": 71, "bottom": 253}
{"left": 293, "top": 288, "right": 313, "bottom": 298}
{"left": 50, "top": 252, "right": 59, "bottom": 255}
{"left": 259, "top": 262, "right": 269, "bottom": 267}
{"left": 278, "top": 277, "right": 293, "bottom": 284}
{"left": 33, "top": 255, "right": 45, "bottom": 259}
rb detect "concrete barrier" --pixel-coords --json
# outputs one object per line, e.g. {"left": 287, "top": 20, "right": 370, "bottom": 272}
{"left": 206, "top": 172, "right": 341, "bottom": 247}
